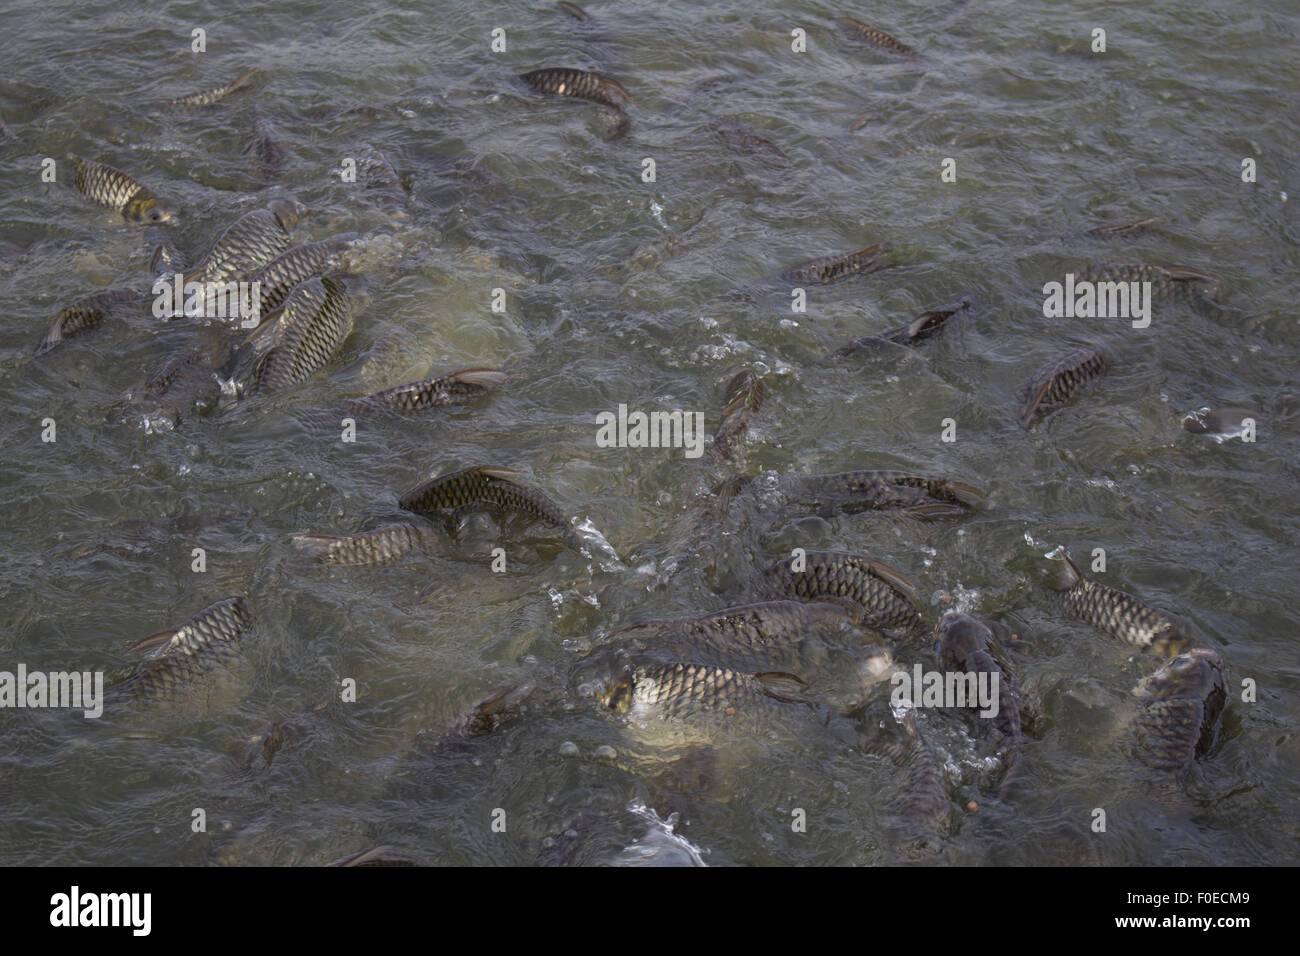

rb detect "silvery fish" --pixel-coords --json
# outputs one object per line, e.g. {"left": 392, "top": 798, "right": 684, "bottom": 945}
{"left": 71, "top": 156, "right": 176, "bottom": 224}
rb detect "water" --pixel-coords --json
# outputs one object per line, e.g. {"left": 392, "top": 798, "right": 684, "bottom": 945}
{"left": 0, "top": 0, "right": 1297, "bottom": 866}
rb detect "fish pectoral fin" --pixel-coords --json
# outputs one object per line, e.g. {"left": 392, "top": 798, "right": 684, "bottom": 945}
{"left": 1162, "top": 266, "right": 1217, "bottom": 283}
{"left": 864, "top": 558, "right": 919, "bottom": 604}
{"left": 477, "top": 465, "right": 527, "bottom": 483}
{"left": 754, "top": 671, "right": 809, "bottom": 702}
{"left": 128, "top": 627, "right": 179, "bottom": 655}
{"left": 451, "top": 367, "right": 508, "bottom": 388}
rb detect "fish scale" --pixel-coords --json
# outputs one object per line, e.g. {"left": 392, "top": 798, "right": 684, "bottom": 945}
{"left": 782, "top": 243, "right": 890, "bottom": 284}
{"left": 1020, "top": 346, "right": 1114, "bottom": 427}
{"left": 255, "top": 275, "right": 353, "bottom": 392}
{"left": 35, "top": 289, "right": 143, "bottom": 354}
{"left": 113, "top": 597, "right": 253, "bottom": 702}
{"left": 1131, "top": 649, "right": 1226, "bottom": 775}
{"left": 291, "top": 522, "right": 441, "bottom": 565}
{"left": 167, "top": 68, "right": 258, "bottom": 107}
{"left": 187, "top": 201, "right": 298, "bottom": 286}
{"left": 71, "top": 156, "right": 174, "bottom": 223}
{"left": 519, "top": 67, "right": 632, "bottom": 108}
{"left": 357, "top": 368, "right": 507, "bottom": 413}
{"left": 1053, "top": 554, "right": 1190, "bottom": 656}
{"left": 781, "top": 469, "right": 986, "bottom": 518}
{"left": 938, "top": 612, "right": 1025, "bottom": 739}
{"left": 606, "top": 663, "right": 807, "bottom": 729}
{"left": 759, "top": 551, "right": 924, "bottom": 632}
{"left": 398, "top": 466, "right": 580, "bottom": 550}
{"left": 251, "top": 235, "right": 358, "bottom": 317}
{"left": 834, "top": 17, "right": 916, "bottom": 56}
{"left": 1074, "top": 262, "right": 1218, "bottom": 301}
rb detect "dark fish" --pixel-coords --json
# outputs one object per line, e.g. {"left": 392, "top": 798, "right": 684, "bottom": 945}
{"left": 604, "top": 600, "right": 855, "bottom": 674}
{"left": 329, "top": 846, "right": 431, "bottom": 867}
{"left": 113, "top": 597, "right": 253, "bottom": 702}
{"left": 1085, "top": 216, "right": 1160, "bottom": 238}
{"left": 780, "top": 469, "right": 987, "bottom": 520}
{"left": 1182, "top": 406, "right": 1260, "bottom": 438}
{"left": 759, "top": 550, "right": 923, "bottom": 632}
{"left": 1019, "top": 345, "right": 1114, "bottom": 428}
{"left": 599, "top": 662, "right": 809, "bottom": 728}
{"left": 138, "top": 336, "right": 229, "bottom": 417}
{"left": 355, "top": 146, "right": 408, "bottom": 211}
{"left": 186, "top": 200, "right": 299, "bottom": 287}
{"left": 457, "top": 681, "right": 538, "bottom": 738}
{"left": 714, "top": 122, "right": 789, "bottom": 164}
{"left": 253, "top": 275, "right": 354, "bottom": 392}
{"left": 937, "top": 612, "right": 1025, "bottom": 739}
{"left": 242, "top": 108, "right": 288, "bottom": 179}
{"left": 866, "top": 711, "right": 950, "bottom": 859}
{"left": 557, "top": 0, "right": 589, "bottom": 20}
{"left": 1074, "top": 262, "right": 1218, "bottom": 301}
{"left": 836, "top": 300, "right": 972, "bottom": 355}
{"left": 353, "top": 367, "right": 506, "bottom": 414}
{"left": 834, "top": 17, "right": 916, "bottom": 56}
{"left": 782, "top": 243, "right": 891, "bottom": 284}
{"left": 1052, "top": 553, "right": 1190, "bottom": 657}
{"left": 250, "top": 234, "right": 359, "bottom": 318}
{"left": 149, "top": 241, "right": 187, "bottom": 278}
{"left": 610, "top": 230, "right": 691, "bottom": 279}
{"left": 707, "top": 370, "right": 764, "bottom": 464}
{"left": 289, "top": 521, "right": 442, "bottom": 565}
{"left": 518, "top": 67, "right": 633, "bottom": 108}
{"left": 398, "top": 466, "right": 579, "bottom": 549}
{"left": 166, "top": 67, "right": 258, "bottom": 107}
{"left": 35, "top": 289, "right": 142, "bottom": 354}
{"left": 600, "top": 106, "right": 630, "bottom": 139}
{"left": 1130, "top": 648, "right": 1226, "bottom": 776}
{"left": 71, "top": 156, "right": 175, "bottom": 224}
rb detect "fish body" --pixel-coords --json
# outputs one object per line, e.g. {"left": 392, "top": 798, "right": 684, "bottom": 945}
{"left": 114, "top": 597, "right": 253, "bottom": 702}
{"left": 759, "top": 550, "right": 923, "bottom": 632}
{"left": 186, "top": 201, "right": 298, "bottom": 286}
{"left": 1130, "top": 648, "right": 1226, "bottom": 776}
{"left": 250, "top": 234, "right": 359, "bottom": 317}
{"left": 1074, "top": 262, "right": 1218, "bottom": 301}
{"left": 937, "top": 612, "right": 1024, "bottom": 739}
{"left": 599, "top": 662, "right": 809, "bottom": 732}
{"left": 1052, "top": 553, "right": 1190, "bottom": 656}
{"left": 356, "top": 368, "right": 506, "bottom": 414}
{"left": 254, "top": 275, "right": 354, "bottom": 392}
{"left": 834, "top": 17, "right": 915, "bottom": 56}
{"left": 780, "top": 469, "right": 986, "bottom": 519}
{"left": 707, "top": 370, "right": 765, "bottom": 464}
{"left": 1019, "top": 345, "right": 1114, "bottom": 428}
{"left": 150, "top": 241, "right": 187, "bottom": 278}
{"left": 837, "top": 300, "right": 971, "bottom": 354}
{"left": 167, "top": 67, "right": 258, "bottom": 107}
{"left": 518, "top": 67, "right": 632, "bottom": 108}
{"left": 242, "top": 108, "right": 288, "bottom": 179}
{"left": 399, "top": 466, "right": 578, "bottom": 549}
{"left": 35, "top": 289, "right": 142, "bottom": 354}
{"left": 782, "top": 243, "right": 890, "bottom": 284}
{"left": 290, "top": 521, "right": 442, "bottom": 565}
{"left": 71, "top": 156, "right": 175, "bottom": 224}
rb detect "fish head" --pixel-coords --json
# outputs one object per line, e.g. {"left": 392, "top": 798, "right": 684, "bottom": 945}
{"left": 128, "top": 196, "right": 177, "bottom": 225}
{"left": 937, "top": 611, "right": 991, "bottom": 668}
{"left": 1134, "top": 648, "right": 1225, "bottom": 704}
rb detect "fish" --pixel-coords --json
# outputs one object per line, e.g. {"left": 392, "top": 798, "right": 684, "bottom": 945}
{"left": 1019, "top": 345, "right": 1115, "bottom": 428}
{"left": 1130, "top": 648, "right": 1226, "bottom": 776}
{"left": 1182, "top": 406, "right": 1260, "bottom": 440}
{"left": 518, "top": 68, "right": 633, "bottom": 108}
{"left": 937, "top": 612, "right": 1025, "bottom": 739}
{"left": 242, "top": 108, "right": 288, "bottom": 180}
{"left": 253, "top": 275, "right": 354, "bottom": 392}
{"left": 456, "top": 681, "right": 538, "bottom": 738}
{"left": 1074, "top": 263, "right": 1218, "bottom": 301}
{"left": 138, "top": 336, "right": 229, "bottom": 417}
{"left": 112, "top": 597, "right": 253, "bottom": 702}
{"left": 834, "top": 17, "right": 916, "bottom": 56}
{"left": 70, "top": 156, "right": 176, "bottom": 224}
{"left": 866, "top": 711, "right": 951, "bottom": 859}
{"left": 35, "top": 289, "right": 142, "bottom": 354}
{"left": 166, "top": 67, "right": 258, "bottom": 107}
{"left": 1051, "top": 553, "right": 1190, "bottom": 657}
{"left": 398, "top": 466, "right": 580, "bottom": 550}
{"left": 714, "top": 122, "right": 789, "bottom": 164}
{"left": 782, "top": 243, "right": 891, "bottom": 284}
{"left": 603, "top": 600, "right": 857, "bottom": 675}
{"left": 185, "top": 200, "right": 299, "bottom": 287}
{"left": 597, "top": 662, "right": 810, "bottom": 731}
{"left": 329, "top": 846, "right": 431, "bottom": 867}
{"left": 355, "top": 146, "right": 408, "bottom": 210}
{"left": 759, "top": 551, "right": 924, "bottom": 632}
{"left": 1085, "top": 216, "right": 1160, "bottom": 238}
{"left": 707, "top": 370, "right": 765, "bottom": 464}
{"left": 779, "top": 469, "right": 987, "bottom": 520}
{"left": 149, "top": 241, "right": 187, "bottom": 278}
{"left": 352, "top": 368, "right": 507, "bottom": 414}
{"left": 557, "top": 1, "right": 589, "bottom": 20}
{"left": 250, "top": 234, "right": 359, "bottom": 318}
{"left": 290, "top": 521, "right": 443, "bottom": 565}
{"left": 836, "top": 299, "right": 972, "bottom": 355}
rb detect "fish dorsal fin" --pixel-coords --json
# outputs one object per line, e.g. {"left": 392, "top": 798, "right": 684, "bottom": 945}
{"left": 754, "top": 671, "right": 808, "bottom": 702}
{"left": 477, "top": 466, "right": 526, "bottom": 484}
{"left": 863, "top": 558, "right": 919, "bottom": 604}
{"left": 450, "top": 367, "right": 508, "bottom": 387}
{"left": 1162, "top": 265, "right": 1216, "bottom": 283}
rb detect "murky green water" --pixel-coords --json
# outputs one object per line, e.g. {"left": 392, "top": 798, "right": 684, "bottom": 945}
{"left": 1, "top": 0, "right": 1297, "bottom": 866}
